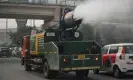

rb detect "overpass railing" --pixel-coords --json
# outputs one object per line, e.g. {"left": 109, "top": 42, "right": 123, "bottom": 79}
{"left": 0, "top": 0, "right": 85, "bottom": 6}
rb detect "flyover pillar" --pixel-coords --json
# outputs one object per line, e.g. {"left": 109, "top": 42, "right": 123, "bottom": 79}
{"left": 15, "top": 19, "right": 27, "bottom": 31}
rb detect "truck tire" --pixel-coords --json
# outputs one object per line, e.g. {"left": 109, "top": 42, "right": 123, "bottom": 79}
{"left": 84, "top": 70, "right": 89, "bottom": 78}
{"left": 43, "top": 62, "right": 58, "bottom": 79}
{"left": 24, "top": 60, "right": 31, "bottom": 71}
{"left": 75, "top": 70, "right": 89, "bottom": 78}
{"left": 93, "top": 69, "right": 99, "bottom": 74}
{"left": 113, "top": 66, "right": 122, "bottom": 78}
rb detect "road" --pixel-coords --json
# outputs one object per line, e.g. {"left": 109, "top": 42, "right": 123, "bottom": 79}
{"left": 0, "top": 57, "right": 133, "bottom": 80}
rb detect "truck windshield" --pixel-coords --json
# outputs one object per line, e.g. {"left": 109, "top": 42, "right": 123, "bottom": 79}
{"left": 124, "top": 45, "right": 133, "bottom": 54}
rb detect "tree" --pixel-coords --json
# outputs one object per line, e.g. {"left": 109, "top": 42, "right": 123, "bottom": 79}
{"left": 78, "top": 23, "right": 94, "bottom": 41}
{"left": 112, "top": 27, "right": 133, "bottom": 43}
{"left": 8, "top": 26, "right": 39, "bottom": 46}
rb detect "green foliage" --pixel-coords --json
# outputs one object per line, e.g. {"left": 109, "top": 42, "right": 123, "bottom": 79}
{"left": 95, "top": 26, "right": 133, "bottom": 46}
{"left": 78, "top": 23, "right": 133, "bottom": 46}
{"left": 78, "top": 23, "right": 94, "bottom": 41}
{"left": 8, "top": 26, "right": 39, "bottom": 46}
{"left": 112, "top": 27, "right": 133, "bottom": 43}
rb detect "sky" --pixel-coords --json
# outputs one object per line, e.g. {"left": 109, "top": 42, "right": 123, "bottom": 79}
{"left": 0, "top": 19, "right": 44, "bottom": 29}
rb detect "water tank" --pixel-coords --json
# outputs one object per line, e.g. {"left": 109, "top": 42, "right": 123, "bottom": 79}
{"left": 63, "top": 11, "right": 74, "bottom": 25}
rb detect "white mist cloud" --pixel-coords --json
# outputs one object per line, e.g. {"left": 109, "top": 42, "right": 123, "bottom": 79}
{"left": 73, "top": 0, "right": 131, "bottom": 24}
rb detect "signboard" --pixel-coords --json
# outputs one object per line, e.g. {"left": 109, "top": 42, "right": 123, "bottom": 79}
{"left": 46, "top": 32, "right": 55, "bottom": 36}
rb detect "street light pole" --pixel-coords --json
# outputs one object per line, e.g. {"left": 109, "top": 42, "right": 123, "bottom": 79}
{"left": 94, "top": 27, "right": 96, "bottom": 40}
{"left": 33, "top": 19, "right": 35, "bottom": 30}
{"left": 5, "top": 19, "right": 8, "bottom": 45}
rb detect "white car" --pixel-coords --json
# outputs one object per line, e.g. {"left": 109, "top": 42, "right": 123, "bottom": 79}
{"left": 94, "top": 43, "right": 133, "bottom": 78}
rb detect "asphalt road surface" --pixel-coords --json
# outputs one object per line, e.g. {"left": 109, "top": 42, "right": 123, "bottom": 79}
{"left": 0, "top": 57, "right": 133, "bottom": 80}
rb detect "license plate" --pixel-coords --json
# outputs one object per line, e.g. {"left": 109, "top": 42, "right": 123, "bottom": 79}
{"left": 78, "top": 54, "right": 85, "bottom": 60}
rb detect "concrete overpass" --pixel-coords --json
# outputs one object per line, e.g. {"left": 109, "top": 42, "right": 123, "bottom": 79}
{"left": 0, "top": 2, "right": 75, "bottom": 29}
{"left": 0, "top": 3, "right": 62, "bottom": 21}
{"left": 0, "top": 0, "right": 80, "bottom": 32}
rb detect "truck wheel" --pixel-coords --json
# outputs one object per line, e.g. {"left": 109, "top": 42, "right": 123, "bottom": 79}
{"left": 75, "top": 70, "right": 89, "bottom": 78}
{"left": 93, "top": 69, "right": 99, "bottom": 74}
{"left": 84, "top": 70, "right": 89, "bottom": 78}
{"left": 24, "top": 61, "right": 31, "bottom": 71}
{"left": 43, "top": 62, "right": 58, "bottom": 79}
{"left": 113, "top": 66, "right": 122, "bottom": 78}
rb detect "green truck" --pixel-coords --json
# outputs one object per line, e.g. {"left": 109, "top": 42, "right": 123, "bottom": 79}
{"left": 20, "top": 8, "right": 102, "bottom": 79}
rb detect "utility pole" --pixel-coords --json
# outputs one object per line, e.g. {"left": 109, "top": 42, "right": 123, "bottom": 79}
{"left": 5, "top": 19, "right": 8, "bottom": 45}
{"left": 93, "top": 27, "right": 96, "bottom": 41}
{"left": 33, "top": 19, "right": 35, "bottom": 30}
{"left": 31, "top": 19, "right": 36, "bottom": 35}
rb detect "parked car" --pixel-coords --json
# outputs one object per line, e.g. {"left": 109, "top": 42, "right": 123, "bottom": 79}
{"left": 93, "top": 43, "right": 133, "bottom": 78}
{"left": 0, "top": 47, "right": 10, "bottom": 57}
{"left": 12, "top": 47, "right": 21, "bottom": 57}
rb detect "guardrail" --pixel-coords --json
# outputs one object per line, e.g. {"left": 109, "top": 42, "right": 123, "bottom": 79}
{"left": 0, "top": 0, "right": 84, "bottom": 6}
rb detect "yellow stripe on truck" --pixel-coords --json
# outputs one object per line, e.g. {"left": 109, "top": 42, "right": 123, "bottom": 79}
{"left": 35, "top": 35, "right": 38, "bottom": 54}
{"left": 36, "top": 33, "right": 44, "bottom": 55}
{"left": 30, "top": 51, "right": 36, "bottom": 54}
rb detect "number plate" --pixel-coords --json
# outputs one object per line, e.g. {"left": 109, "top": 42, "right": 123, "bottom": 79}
{"left": 78, "top": 54, "right": 85, "bottom": 60}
